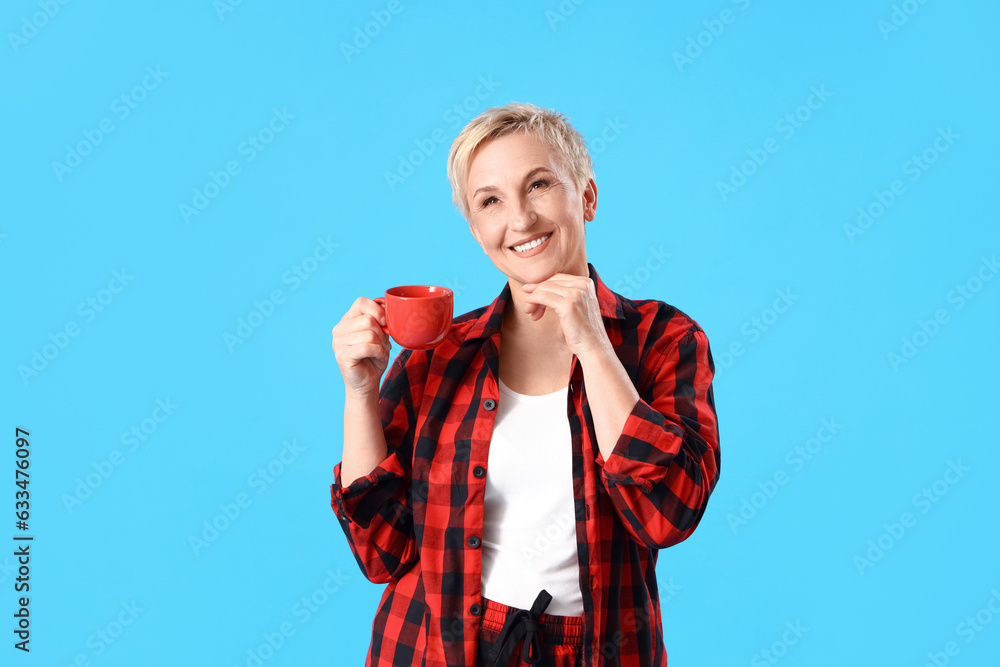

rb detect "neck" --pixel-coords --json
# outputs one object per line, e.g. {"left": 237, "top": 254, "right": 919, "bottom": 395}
{"left": 503, "top": 293, "right": 562, "bottom": 339}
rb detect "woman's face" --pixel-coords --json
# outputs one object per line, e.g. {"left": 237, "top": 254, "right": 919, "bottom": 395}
{"left": 465, "top": 132, "right": 596, "bottom": 287}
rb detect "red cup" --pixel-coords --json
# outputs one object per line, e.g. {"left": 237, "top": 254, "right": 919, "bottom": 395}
{"left": 374, "top": 285, "right": 453, "bottom": 350}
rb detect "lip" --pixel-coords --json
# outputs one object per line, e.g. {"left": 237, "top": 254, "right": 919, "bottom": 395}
{"left": 509, "top": 231, "right": 553, "bottom": 258}
{"left": 511, "top": 232, "right": 555, "bottom": 258}
{"left": 509, "top": 231, "right": 552, "bottom": 249}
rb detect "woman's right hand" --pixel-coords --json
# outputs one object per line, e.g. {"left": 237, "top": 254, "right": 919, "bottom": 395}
{"left": 332, "top": 297, "right": 392, "bottom": 398}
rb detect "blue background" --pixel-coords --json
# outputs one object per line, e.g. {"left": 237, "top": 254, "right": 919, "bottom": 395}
{"left": 3, "top": 0, "right": 998, "bottom": 665}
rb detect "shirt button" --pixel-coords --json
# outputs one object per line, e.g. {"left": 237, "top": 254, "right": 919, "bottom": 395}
{"left": 468, "top": 535, "right": 481, "bottom": 549}
{"left": 473, "top": 465, "right": 486, "bottom": 478}
{"left": 470, "top": 603, "right": 482, "bottom": 616}
{"left": 483, "top": 398, "right": 496, "bottom": 411}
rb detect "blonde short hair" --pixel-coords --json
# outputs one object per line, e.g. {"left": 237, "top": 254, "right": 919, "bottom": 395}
{"left": 446, "top": 102, "right": 595, "bottom": 221}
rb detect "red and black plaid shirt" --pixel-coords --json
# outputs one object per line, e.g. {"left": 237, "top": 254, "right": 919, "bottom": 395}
{"left": 331, "top": 262, "right": 721, "bottom": 666}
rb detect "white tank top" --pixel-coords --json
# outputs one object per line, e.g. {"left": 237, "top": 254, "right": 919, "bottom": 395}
{"left": 480, "top": 377, "right": 584, "bottom": 616}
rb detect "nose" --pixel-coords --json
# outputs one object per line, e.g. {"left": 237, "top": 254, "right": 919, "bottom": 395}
{"left": 508, "top": 194, "right": 537, "bottom": 231}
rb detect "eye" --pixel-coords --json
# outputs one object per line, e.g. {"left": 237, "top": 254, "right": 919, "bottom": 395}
{"left": 530, "top": 179, "right": 549, "bottom": 191}
{"left": 479, "top": 195, "right": 498, "bottom": 209}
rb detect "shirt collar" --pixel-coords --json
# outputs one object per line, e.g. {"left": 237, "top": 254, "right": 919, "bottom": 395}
{"left": 463, "top": 262, "right": 625, "bottom": 341}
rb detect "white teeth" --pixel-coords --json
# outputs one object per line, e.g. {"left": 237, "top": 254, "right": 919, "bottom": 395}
{"left": 512, "top": 233, "right": 551, "bottom": 252}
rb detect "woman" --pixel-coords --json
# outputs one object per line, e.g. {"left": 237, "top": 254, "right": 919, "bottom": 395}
{"left": 331, "top": 103, "right": 721, "bottom": 667}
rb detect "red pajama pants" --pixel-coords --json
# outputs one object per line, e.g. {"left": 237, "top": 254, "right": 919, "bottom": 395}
{"left": 475, "top": 591, "right": 584, "bottom": 667}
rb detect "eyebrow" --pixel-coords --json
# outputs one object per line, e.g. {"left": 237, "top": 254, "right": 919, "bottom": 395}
{"left": 472, "top": 166, "right": 554, "bottom": 199}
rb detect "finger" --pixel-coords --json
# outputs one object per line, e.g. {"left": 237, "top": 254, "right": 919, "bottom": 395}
{"left": 533, "top": 280, "right": 595, "bottom": 303}
{"left": 531, "top": 283, "right": 595, "bottom": 309}
{"left": 337, "top": 342, "right": 385, "bottom": 364}
{"left": 524, "top": 285, "right": 568, "bottom": 309}
{"left": 337, "top": 311, "right": 392, "bottom": 350}
{"left": 360, "top": 315, "right": 392, "bottom": 350}
{"left": 529, "top": 274, "right": 587, "bottom": 287}
{"left": 523, "top": 299, "right": 547, "bottom": 320}
{"left": 345, "top": 328, "right": 391, "bottom": 357}
{"left": 533, "top": 282, "right": 590, "bottom": 298}
{"left": 343, "top": 296, "right": 387, "bottom": 326}
{"left": 368, "top": 316, "right": 393, "bottom": 350}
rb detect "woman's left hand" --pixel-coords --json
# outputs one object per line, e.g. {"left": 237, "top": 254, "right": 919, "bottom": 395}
{"left": 522, "top": 273, "right": 612, "bottom": 357}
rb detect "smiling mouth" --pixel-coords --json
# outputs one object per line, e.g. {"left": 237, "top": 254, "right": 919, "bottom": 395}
{"left": 510, "top": 232, "right": 552, "bottom": 253}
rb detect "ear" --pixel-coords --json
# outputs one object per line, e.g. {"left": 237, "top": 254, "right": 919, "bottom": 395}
{"left": 582, "top": 178, "right": 598, "bottom": 221}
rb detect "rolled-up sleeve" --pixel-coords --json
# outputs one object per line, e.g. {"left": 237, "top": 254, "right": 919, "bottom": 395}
{"left": 330, "top": 349, "right": 422, "bottom": 583}
{"left": 596, "top": 325, "right": 721, "bottom": 549}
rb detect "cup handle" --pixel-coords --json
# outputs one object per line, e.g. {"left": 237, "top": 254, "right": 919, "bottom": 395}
{"left": 373, "top": 297, "right": 388, "bottom": 332}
